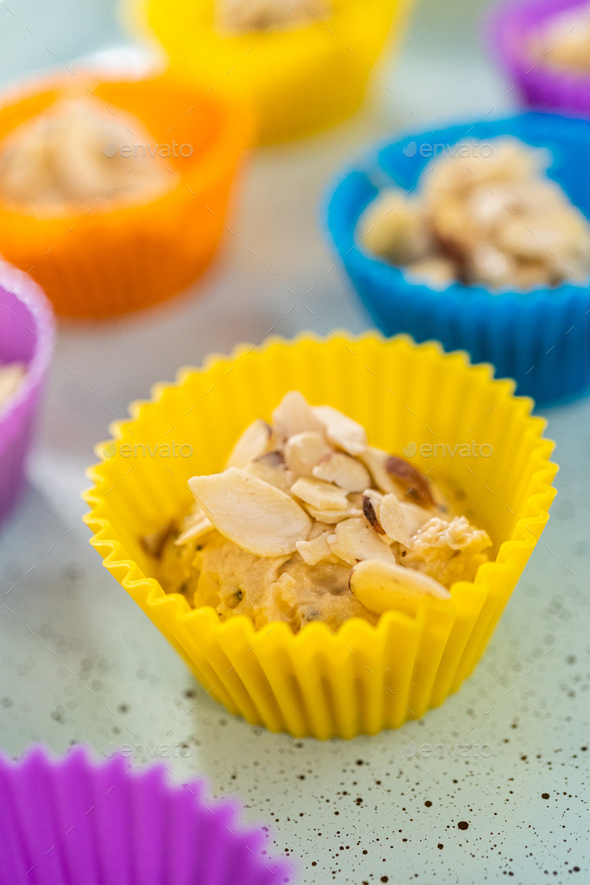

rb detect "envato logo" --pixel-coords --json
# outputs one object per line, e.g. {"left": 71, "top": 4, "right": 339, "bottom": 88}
{"left": 402, "top": 141, "right": 494, "bottom": 160}
{"left": 405, "top": 741, "right": 493, "bottom": 759}
{"left": 102, "top": 441, "right": 194, "bottom": 459}
{"left": 402, "top": 441, "right": 493, "bottom": 458}
{"left": 103, "top": 741, "right": 192, "bottom": 759}
{"left": 103, "top": 141, "right": 194, "bottom": 159}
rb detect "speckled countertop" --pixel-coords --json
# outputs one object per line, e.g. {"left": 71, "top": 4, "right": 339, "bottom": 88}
{"left": 0, "top": 0, "right": 588, "bottom": 883}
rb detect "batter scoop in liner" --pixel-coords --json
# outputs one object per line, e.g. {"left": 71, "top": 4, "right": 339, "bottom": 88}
{"left": 0, "top": 96, "right": 172, "bottom": 214}
{"left": 359, "top": 137, "right": 590, "bottom": 292}
{"left": 146, "top": 391, "right": 491, "bottom": 632}
{"left": 215, "top": 0, "right": 331, "bottom": 36}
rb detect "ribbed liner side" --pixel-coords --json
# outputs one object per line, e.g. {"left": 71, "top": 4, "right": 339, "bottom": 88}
{"left": 83, "top": 334, "right": 558, "bottom": 738}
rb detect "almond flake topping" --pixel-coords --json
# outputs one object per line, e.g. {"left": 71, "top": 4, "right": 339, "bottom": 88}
{"left": 291, "top": 476, "right": 349, "bottom": 511}
{"left": 400, "top": 501, "right": 432, "bottom": 536}
{"left": 272, "top": 390, "right": 324, "bottom": 442}
{"left": 362, "top": 488, "right": 385, "bottom": 534}
{"left": 245, "top": 450, "right": 294, "bottom": 492}
{"left": 360, "top": 446, "right": 401, "bottom": 495}
{"left": 313, "top": 404, "right": 367, "bottom": 455}
{"left": 296, "top": 532, "right": 335, "bottom": 566}
{"left": 174, "top": 502, "right": 215, "bottom": 546}
{"left": 386, "top": 455, "right": 436, "bottom": 508}
{"left": 284, "top": 431, "right": 332, "bottom": 477}
{"left": 312, "top": 451, "right": 371, "bottom": 492}
{"left": 189, "top": 466, "right": 311, "bottom": 557}
{"left": 226, "top": 418, "right": 271, "bottom": 469}
{"left": 328, "top": 517, "right": 395, "bottom": 566}
{"left": 302, "top": 504, "right": 364, "bottom": 524}
{"left": 349, "top": 559, "right": 450, "bottom": 615}
{"left": 166, "top": 390, "right": 490, "bottom": 631}
{"left": 379, "top": 493, "right": 411, "bottom": 547}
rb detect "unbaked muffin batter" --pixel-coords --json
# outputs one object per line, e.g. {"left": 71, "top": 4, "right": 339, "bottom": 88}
{"left": 0, "top": 96, "right": 172, "bottom": 213}
{"left": 146, "top": 391, "right": 491, "bottom": 633}
{"left": 358, "top": 138, "right": 590, "bottom": 291}
{"left": 529, "top": 5, "right": 590, "bottom": 73}
{"left": 215, "top": 0, "right": 331, "bottom": 36}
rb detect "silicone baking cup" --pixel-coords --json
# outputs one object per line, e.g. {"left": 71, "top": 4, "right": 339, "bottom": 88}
{"left": 133, "top": 0, "right": 410, "bottom": 144}
{"left": 83, "top": 335, "right": 557, "bottom": 739}
{"left": 489, "top": 0, "right": 590, "bottom": 119}
{"left": 0, "top": 75, "right": 251, "bottom": 319}
{"left": 327, "top": 112, "right": 590, "bottom": 405}
{"left": 0, "top": 744, "right": 291, "bottom": 885}
{"left": 0, "top": 260, "right": 54, "bottom": 526}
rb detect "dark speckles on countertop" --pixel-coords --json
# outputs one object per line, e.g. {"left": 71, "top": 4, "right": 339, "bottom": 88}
{"left": 3, "top": 396, "right": 590, "bottom": 885}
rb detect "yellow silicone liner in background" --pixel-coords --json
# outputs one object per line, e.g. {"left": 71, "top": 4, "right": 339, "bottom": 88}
{"left": 0, "top": 75, "right": 252, "bottom": 319}
{"left": 83, "top": 334, "right": 557, "bottom": 739}
{"left": 131, "top": 0, "right": 412, "bottom": 144}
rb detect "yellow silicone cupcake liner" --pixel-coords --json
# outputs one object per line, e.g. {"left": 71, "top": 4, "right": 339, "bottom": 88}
{"left": 83, "top": 334, "right": 557, "bottom": 739}
{"left": 132, "top": 0, "right": 411, "bottom": 144}
{"left": 0, "top": 75, "right": 251, "bottom": 319}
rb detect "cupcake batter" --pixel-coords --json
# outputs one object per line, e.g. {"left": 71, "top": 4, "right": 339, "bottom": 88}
{"left": 216, "top": 0, "right": 331, "bottom": 35}
{"left": 359, "top": 138, "right": 590, "bottom": 291}
{"left": 149, "top": 391, "right": 491, "bottom": 633}
{"left": 0, "top": 96, "right": 172, "bottom": 213}
{"left": 529, "top": 5, "right": 590, "bottom": 73}
{"left": 0, "top": 362, "right": 25, "bottom": 409}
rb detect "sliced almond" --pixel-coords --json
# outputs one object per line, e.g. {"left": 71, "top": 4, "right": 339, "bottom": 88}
{"left": 226, "top": 418, "right": 271, "bottom": 468}
{"left": 400, "top": 502, "right": 431, "bottom": 536}
{"left": 291, "top": 476, "right": 349, "bottom": 511}
{"left": 182, "top": 500, "right": 208, "bottom": 525}
{"left": 245, "top": 450, "right": 294, "bottom": 492}
{"left": 386, "top": 455, "right": 436, "bottom": 508}
{"left": 140, "top": 520, "right": 174, "bottom": 558}
{"left": 296, "top": 532, "right": 334, "bottom": 566}
{"left": 362, "top": 488, "right": 385, "bottom": 534}
{"left": 349, "top": 559, "right": 450, "bottom": 615}
{"left": 189, "top": 466, "right": 311, "bottom": 557}
{"left": 175, "top": 515, "right": 215, "bottom": 546}
{"left": 359, "top": 446, "right": 401, "bottom": 495}
{"left": 312, "top": 452, "right": 371, "bottom": 492}
{"left": 308, "top": 520, "right": 333, "bottom": 539}
{"left": 272, "top": 390, "right": 324, "bottom": 441}
{"left": 313, "top": 405, "right": 367, "bottom": 455}
{"left": 284, "top": 431, "right": 332, "bottom": 477}
{"left": 303, "top": 504, "right": 364, "bottom": 524}
{"left": 328, "top": 517, "right": 395, "bottom": 566}
{"left": 379, "top": 493, "right": 411, "bottom": 547}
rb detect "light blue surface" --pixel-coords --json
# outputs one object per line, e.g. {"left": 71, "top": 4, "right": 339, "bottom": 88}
{"left": 0, "top": 0, "right": 122, "bottom": 86}
{"left": 0, "top": 1, "right": 588, "bottom": 883}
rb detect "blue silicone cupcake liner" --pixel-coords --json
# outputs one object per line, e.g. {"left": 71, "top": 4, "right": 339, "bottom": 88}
{"left": 488, "top": 0, "right": 590, "bottom": 120}
{"left": 325, "top": 111, "right": 590, "bottom": 406}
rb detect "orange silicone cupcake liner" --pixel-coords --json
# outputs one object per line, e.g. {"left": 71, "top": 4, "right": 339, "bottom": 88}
{"left": 0, "top": 74, "right": 252, "bottom": 319}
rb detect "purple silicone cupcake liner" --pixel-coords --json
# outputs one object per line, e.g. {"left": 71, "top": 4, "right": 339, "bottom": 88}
{"left": 0, "top": 259, "right": 54, "bottom": 526}
{"left": 488, "top": 0, "right": 590, "bottom": 119}
{"left": 0, "top": 744, "right": 293, "bottom": 885}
